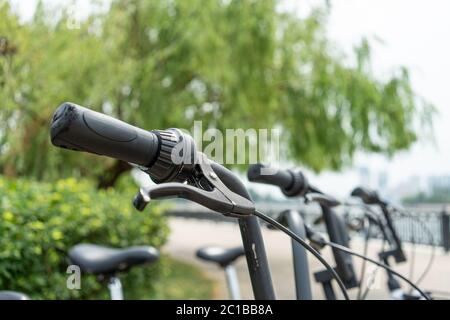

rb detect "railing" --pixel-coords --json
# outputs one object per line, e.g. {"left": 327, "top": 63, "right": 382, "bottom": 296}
{"left": 392, "top": 205, "right": 450, "bottom": 250}
{"left": 166, "top": 199, "right": 450, "bottom": 250}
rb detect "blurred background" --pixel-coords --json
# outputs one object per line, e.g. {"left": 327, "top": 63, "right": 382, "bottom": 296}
{"left": 1, "top": 0, "right": 449, "bottom": 299}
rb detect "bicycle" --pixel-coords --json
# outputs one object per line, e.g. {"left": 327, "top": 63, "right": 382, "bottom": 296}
{"left": 248, "top": 164, "right": 358, "bottom": 300}
{"left": 350, "top": 187, "right": 431, "bottom": 300}
{"left": 49, "top": 102, "right": 430, "bottom": 300}
{"left": 51, "top": 102, "right": 277, "bottom": 300}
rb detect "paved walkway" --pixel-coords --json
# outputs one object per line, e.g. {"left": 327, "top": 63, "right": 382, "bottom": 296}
{"left": 163, "top": 217, "right": 450, "bottom": 300}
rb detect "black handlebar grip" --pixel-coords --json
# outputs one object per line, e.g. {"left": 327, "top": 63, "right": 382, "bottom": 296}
{"left": 247, "top": 164, "right": 293, "bottom": 189}
{"left": 50, "top": 102, "right": 160, "bottom": 167}
{"left": 247, "top": 164, "right": 309, "bottom": 197}
{"left": 351, "top": 187, "right": 382, "bottom": 205}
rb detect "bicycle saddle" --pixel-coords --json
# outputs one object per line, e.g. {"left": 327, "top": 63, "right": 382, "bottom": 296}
{"left": 196, "top": 246, "right": 245, "bottom": 267}
{"left": 0, "top": 291, "right": 30, "bottom": 300}
{"left": 68, "top": 244, "right": 160, "bottom": 275}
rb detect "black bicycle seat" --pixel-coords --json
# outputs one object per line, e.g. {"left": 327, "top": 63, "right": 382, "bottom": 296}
{"left": 68, "top": 244, "right": 160, "bottom": 275}
{"left": 0, "top": 291, "right": 30, "bottom": 300}
{"left": 196, "top": 246, "right": 245, "bottom": 267}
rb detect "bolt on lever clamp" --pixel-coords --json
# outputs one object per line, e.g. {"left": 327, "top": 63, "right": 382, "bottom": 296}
{"left": 133, "top": 153, "right": 255, "bottom": 217}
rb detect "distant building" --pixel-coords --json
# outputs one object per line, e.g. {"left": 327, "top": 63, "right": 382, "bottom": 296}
{"left": 388, "top": 175, "right": 422, "bottom": 203}
{"left": 426, "top": 175, "right": 450, "bottom": 195}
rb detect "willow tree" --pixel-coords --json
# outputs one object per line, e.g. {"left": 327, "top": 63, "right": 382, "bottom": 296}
{"left": 0, "top": 0, "right": 433, "bottom": 188}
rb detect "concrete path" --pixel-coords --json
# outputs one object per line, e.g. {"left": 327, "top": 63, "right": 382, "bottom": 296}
{"left": 163, "top": 217, "right": 450, "bottom": 300}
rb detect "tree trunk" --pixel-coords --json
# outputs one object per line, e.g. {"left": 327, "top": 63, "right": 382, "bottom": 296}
{"left": 97, "top": 160, "right": 132, "bottom": 189}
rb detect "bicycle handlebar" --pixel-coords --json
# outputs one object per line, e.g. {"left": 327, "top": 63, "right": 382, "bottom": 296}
{"left": 50, "top": 103, "right": 259, "bottom": 192}
{"left": 247, "top": 163, "right": 294, "bottom": 189}
{"left": 50, "top": 102, "right": 276, "bottom": 299}
{"left": 50, "top": 102, "right": 160, "bottom": 167}
{"left": 351, "top": 186, "right": 406, "bottom": 263}
{"left": 350, "top": 187, "right": 384, "bottom": 205}
{"left": 247, "top": 163, "right": 311, "bottom": 197}
{"left": 248, "top": 164, "right": 357, "bottom": 287}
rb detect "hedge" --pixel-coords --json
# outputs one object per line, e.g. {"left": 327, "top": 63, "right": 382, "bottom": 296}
{"left": 0, "top": 176, "right": 169, "bottom": 299}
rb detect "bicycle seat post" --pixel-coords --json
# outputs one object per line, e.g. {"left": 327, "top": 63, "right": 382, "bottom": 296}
{"left": 107, "top": 277, "right": 124, "bottom": 300}
{"left": 196, "top": 246, "right": 246, "bottom": 300}
{"left": 224, "top": 264, "right": 241, "bottom": 300}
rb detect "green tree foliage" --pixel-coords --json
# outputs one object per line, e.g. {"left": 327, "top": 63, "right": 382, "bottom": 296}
{"left": 0, "top": 0, "right": 433, "bottom": 186}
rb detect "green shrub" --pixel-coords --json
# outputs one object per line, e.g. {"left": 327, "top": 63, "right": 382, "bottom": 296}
{"left": 0, "top": 176, "right": 169, "bottom": 299}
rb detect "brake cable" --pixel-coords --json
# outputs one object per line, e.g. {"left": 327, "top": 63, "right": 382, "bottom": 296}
{"left": 393, "top": 208, "right": 436, "bottom": 290}
{"left": 360, "top": 238, "right": 386, "bottom": 300}
{"left": 254, "top": 209, "right": 431, "bottom": 300}
{"left": 356, "top": 217, "right": 370, "bottom": 300}
{"left": 253, "top": 210, "right": 350, "bottom": 300}
{"left": 320, "top": 240, "right": 430, "bottom": 299}
{"left": 343, "top": 203, "right": 432, "bottom": 300}
{"left": 343, "top": 202, "right": 414, "bottom": 299}
{"left": 341, "top": 201, "right": 389, "bottom": 299}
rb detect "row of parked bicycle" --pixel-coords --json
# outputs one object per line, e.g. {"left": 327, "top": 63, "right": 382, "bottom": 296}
{"left": 195, "top": 169, "right": 432, "bottom": 300}
{"left": 0, "top": 102, "right": 440, "bottom": 300}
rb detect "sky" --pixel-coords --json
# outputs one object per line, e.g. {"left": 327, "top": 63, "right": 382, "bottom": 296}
{"left": 9, "top": 0, "right": 450, "bottom": 198}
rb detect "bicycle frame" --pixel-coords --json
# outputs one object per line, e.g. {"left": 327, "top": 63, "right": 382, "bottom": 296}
{"left": 107, "top": 277, "right": 124, "bottom": 300}
{"left": 379, "top": 203, "right": 406, "bottom": 263}
{"left": 209, "top": 163, "right": 275, "bottom": 300}
{"left": 314, "top": 205, "right": 358, "bottom": 300}
{"left": 280, "top": 210, "right": 313, "bottom": 300}
{"left": 237, "top": 217, "right": 275, "bottom": 299}
{"left": 224, "top": 264, "right": 241, "bottom": 300}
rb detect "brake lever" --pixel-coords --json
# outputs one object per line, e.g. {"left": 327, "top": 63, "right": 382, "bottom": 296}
{"left": 305, "top": 192, "right": 341, "bottom": 208}
{"left": 133, "top": 153, "right": 255, "bottom": 217}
